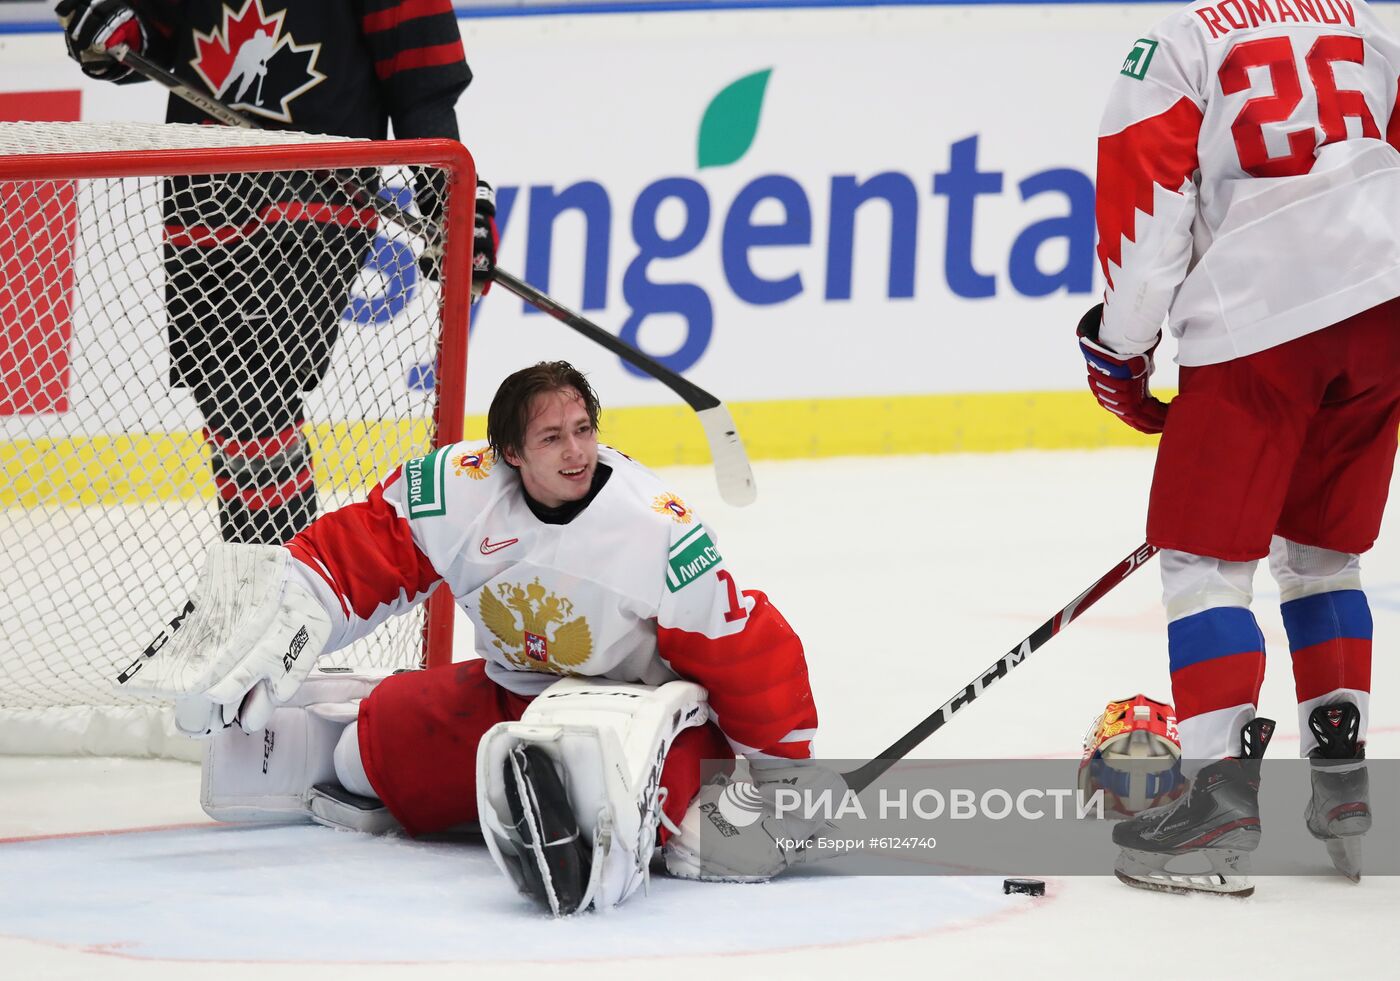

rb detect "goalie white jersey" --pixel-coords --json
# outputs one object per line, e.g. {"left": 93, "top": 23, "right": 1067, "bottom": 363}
{"left": 1097, "top": 0, "right": 1400, "bottom": 364}
{"left": 286, "top": 444, "right": 817, "bottom": 764}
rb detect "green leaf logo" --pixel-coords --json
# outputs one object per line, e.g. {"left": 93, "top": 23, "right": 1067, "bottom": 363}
{"left": 697, "top": 69, "right": 772, "bottom": 170}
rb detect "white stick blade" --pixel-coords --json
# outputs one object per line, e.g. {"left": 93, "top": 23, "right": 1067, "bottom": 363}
{"left": 697, "top": 406, "right": 757, "bottom": 507}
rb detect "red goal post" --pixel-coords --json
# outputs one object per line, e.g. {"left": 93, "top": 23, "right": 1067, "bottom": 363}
{"left": 0, "top": 123, "right": 475, "bottom": 757}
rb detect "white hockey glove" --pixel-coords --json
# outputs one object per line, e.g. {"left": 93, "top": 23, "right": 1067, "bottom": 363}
{"left": 663, "top": 762, "right": 848, "bottom": 882}
{"left": 116, "top": 541, "right": 332, "bottom": 737}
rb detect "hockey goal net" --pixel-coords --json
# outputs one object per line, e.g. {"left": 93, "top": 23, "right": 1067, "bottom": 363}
{"left": 0, "top": 123, "right": 475, "bottom": 757}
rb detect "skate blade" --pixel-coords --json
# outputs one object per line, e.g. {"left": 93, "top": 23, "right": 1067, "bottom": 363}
{"left": 1325, "top": 838, "right": 1362, "bottom": 882}
{"left": 1114, "top": 848, "right": 1254, "bottom": 897}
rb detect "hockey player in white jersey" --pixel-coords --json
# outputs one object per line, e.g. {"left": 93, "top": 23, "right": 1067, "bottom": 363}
{"left": 1079, "top": 0, "right": 1399, "bottom": 894}
{"left": 121, "top": 361, "right": 839, "bottom": 915}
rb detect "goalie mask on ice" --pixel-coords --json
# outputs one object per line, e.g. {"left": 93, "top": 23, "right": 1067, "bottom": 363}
{"left": 1078, "top": 694, "right": 1184, "bottom": 818}
{"left": 476, "top": 677, "right": 708, "bottom": 916}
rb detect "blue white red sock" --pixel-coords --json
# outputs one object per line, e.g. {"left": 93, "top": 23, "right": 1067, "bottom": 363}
{"left": 1281, "top": 589, "right": 1371, "bottom": 757}
{"left": 1167, "top": 605, "right": 1266, "bottom": 773}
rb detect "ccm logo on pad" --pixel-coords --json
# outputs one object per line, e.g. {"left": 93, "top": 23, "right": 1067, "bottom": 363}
{"left": 480, "top": 537, "right": 519, "bottom": 555}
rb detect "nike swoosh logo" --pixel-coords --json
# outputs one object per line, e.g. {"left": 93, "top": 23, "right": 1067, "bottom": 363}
{"left": 480, "top": 537, "right": 519, "bottom": 555}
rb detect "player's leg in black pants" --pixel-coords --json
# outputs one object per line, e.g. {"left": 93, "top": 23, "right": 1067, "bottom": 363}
{"left": 165, "top": 184, "right": 373, "bottom": 545}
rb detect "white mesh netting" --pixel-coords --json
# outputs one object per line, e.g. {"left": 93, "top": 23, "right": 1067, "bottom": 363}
{"left": 0, "top": 123, "right": 468, "bottom": 756}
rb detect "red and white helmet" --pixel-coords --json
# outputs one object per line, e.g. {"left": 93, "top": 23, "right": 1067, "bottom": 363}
{"left": 1078, "top": 694, "right": 1184, "bottom": 818}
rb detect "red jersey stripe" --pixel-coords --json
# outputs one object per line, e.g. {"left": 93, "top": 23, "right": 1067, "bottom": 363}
{"left": 1387, "top": 77, "right": 1400, "bottom": 153}
{"left": 659, "top": 590, "right": 817, "bottom": 756}
{"left": 374, "top": 41, "right": 466, "bottom": 80}
{"left": 165, "top": 203, "right": 380, "bottom": 248}
{"left": 1096, "top": 96, "right": 1203, "bottom": 290}
{"left": 362, "top": 0, "right": 451, "bottom": 33}
{"left": 287, "top": 473, "right": 441, "bottom": 624}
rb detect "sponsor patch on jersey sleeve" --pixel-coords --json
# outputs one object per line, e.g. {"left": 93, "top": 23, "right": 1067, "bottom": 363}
{"left": 1120, "top": 38, "right": 1157, "bottom": 80}
{"left": 666, "top": 523, "right": 722, "bottom": 593}
{"left": 404, "top": 447, "right": 448, "bottom": 519}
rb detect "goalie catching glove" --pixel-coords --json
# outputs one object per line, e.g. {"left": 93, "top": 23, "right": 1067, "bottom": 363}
{"left": 116, "top": 541, "right": 332, "bottom": 736}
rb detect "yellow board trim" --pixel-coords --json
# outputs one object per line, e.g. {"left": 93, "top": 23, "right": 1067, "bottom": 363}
{"left": 601, "top": 389, "right": 1168, "bottom": 464}
{"left": 1, "top": 419, "right": 436, "bottom": 507}
{"left": 2, "top": 391, "right": 1163, "bottom": 506}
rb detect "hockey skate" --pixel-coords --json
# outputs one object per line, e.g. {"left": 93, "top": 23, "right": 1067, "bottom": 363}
{"left": 1112, "top": 717, "right": 1274, "bottom": 897}
{"left": 1304, "top": 703, "right": 1370, "bottom": 882}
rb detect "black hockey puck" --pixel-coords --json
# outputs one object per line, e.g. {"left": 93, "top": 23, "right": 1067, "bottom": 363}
{"left": 1003, "top": 878, "right": 1046, "bottom": 896}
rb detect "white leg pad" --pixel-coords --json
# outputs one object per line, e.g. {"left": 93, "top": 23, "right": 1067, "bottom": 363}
{"left": 200, "top": 668, "right": 387, "bottom": 824}
{"left": 477, "top": 677, "right": 709, "bottom": 912}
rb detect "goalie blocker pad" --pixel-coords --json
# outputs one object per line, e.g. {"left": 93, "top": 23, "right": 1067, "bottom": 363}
{"left": 477, "top": 678, "right": 709, "bottom": 915}
{"left": 201, "top": 667, "right": 395, "bottom": 831}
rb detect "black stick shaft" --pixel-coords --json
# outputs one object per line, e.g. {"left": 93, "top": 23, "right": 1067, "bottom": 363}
{"left": 844, "top": 542, "right": 1159, "bottom": 793}
{"left": 114, "top": 43, "right": 720, "bottom": 415}
{"left": 112, "top": 45, "right": 441, "bottom": 243}
{"left": 108, "top": 40, "right": 755, "bottom": 502}
{"left": 492, "top": 269, "right": 720, "bottom": 413}
{"left": 115, "top": 46, "right": 252, "bottom": 129}
{"left": 119, "top": 46, "right": 721, "bottom": 415}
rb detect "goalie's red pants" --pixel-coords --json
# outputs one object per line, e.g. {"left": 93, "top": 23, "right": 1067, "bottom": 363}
{"left": 355, "top": 658, "right": 734, "bottom": 839}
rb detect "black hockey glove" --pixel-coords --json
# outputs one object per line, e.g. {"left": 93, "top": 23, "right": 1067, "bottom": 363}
{"left": 472, "top": 178, "right": 498, "bottom": 299}
{"left": 413, "top": 166, "right": 447, "bottom": 284}
{"left": 415, "top": 176, "right": 496, "bottom": 298}
{"left": 56, "top": 0, "right": 147, "bottom": 82}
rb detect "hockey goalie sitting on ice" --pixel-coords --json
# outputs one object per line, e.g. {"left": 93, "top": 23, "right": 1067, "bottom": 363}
{"left": 119, "top": 360, "right": 842, "bottom": 915}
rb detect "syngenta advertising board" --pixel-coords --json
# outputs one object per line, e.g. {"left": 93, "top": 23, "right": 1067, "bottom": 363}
{"left": 486, "top": 78, "right": 1094, "bottom": 374}
{"left": 457, "top": 5, "right": 1171, "bottom": 413}
{"left": 3, "top": 5, "right": 1228, "bottom": 455}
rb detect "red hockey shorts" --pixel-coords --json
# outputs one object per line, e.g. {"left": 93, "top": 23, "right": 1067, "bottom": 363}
{"left": 356, "top": 658, "right": 734, "bottom": 838}
{"left": 1148, "top": 297, "right": 1400, "bottom": 562}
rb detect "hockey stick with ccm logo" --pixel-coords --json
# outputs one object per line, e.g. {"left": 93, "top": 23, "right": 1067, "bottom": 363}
{"left": 70, "top": 34, "right": 759, "bottom": 508}
{"left": 844, "top": 542, "right": 1159, "bottom": 793}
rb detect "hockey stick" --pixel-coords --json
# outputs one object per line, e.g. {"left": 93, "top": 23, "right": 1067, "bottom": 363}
{"left": 843, "top": 542, "right": 1159, "bottom": 794}
{"left": 112, "top": 45, "right": 252, "bottom": 129}
{"left": 491, "top": 269, "right": 758, "bottom": 506}
{"left": 101, "top": 43, "right": 759, "bottom": 506}
{"left": 106, "top": 45, "right": 442, "bottom": 238}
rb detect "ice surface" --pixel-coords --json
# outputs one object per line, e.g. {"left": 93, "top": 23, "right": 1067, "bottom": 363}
{"left": 3, "top": 450, "right": 1397, "bottom": 979}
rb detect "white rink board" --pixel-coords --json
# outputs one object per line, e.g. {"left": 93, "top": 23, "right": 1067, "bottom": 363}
{"left": 17, "top": 4, "right": 1400, "bottom": 412}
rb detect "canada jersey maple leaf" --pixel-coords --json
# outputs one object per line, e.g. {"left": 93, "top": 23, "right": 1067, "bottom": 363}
{"left": 190, "top": 0, "right": 326, "bottom": 123}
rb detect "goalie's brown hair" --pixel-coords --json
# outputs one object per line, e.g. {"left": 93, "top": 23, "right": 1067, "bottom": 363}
{"left": 487, "top": 361, "right": 601, "bottom": 467}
